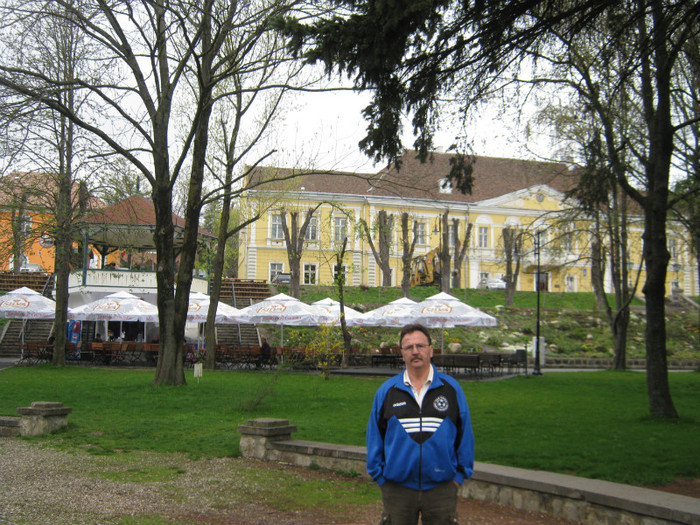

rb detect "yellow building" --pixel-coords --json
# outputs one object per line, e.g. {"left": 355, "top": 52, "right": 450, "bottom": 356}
{"left": 241, "top": 151, "right": 695, "bottom": 296}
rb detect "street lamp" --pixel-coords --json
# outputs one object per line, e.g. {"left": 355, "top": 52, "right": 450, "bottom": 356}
{"left": 433, "top": 218, "right": 441, "bottom": 249}
{"left": 533, "top": 232, "right": 543, "bottom": 376}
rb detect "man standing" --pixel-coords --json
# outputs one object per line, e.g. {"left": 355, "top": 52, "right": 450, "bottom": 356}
{"left": 367, "top": 323, "right": 474, "bottom": 524}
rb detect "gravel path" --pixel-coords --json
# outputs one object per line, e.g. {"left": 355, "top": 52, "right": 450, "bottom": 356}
{"left": 0, "top": 439, "right": 581, "bottom": 525}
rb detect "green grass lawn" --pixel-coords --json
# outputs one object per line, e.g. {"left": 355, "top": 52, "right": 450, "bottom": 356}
{"left": 1, "top": 366, "right": 698, "bottom": 487}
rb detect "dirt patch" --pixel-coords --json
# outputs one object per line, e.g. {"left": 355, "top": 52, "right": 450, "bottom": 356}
{"left": 649, "top": 477, "right": 700, "bottom": 499}
{"left": 0, "top": 439, "right": 695, "bottom": 524}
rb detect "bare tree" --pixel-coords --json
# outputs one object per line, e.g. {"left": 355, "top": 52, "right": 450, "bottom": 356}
{"left": 0, "top": 0, "right": 105, "bottom": 366}
{"left": 589, "top": 220, "right": 608, "bottom": 312}
{"left": 501, "top": 227, "right": 522, "bottom": 308}
{"left": 280, "top": 204, "right": 323, "bottom": 298}
{"left": 201, "top": 22, "right": 307, "bottom": 367}
{"left": 399, "top": 212, "right": 418, "bottom": 297}
{"left": 361, "top": 210, "right": 394, "bottom": 287}
{"left": 333, "top": 237, "right": 352, "bottom": 367}
{"left": 0, "top": 0, "right": 307, "bottom": 385}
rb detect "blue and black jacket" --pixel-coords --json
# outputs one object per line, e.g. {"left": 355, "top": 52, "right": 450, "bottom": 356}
{"left": 366, "top": 365, "right": 474, "bottom": 491}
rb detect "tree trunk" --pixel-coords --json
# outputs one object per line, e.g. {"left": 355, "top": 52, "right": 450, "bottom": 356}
{"left": 282, "top": 206, "right": 322, "bottom": 299}
{"left": 51, "top": 100, "right": 75, "bottom": 367}
{"left": 400, "top": 213, "right": 417, "bottom": 297}
{"left": 152, "top": 174, "right": 184, "bottom": 386}
{"left": 612, "top": 308, "right": 629, "bottom": 370}
{"left": 52, "top": 232, "right": 71, "bottom": 367}
{"left": 439, "top": 211, "right": 450, "bottom": 292}
{"left": 502, "top": 227, "right": 520, "bottom": 308}
{"left": 642, "top": 202, "right": 677, "bottom": 418}
{"left": 364, "top": 210, "right": 393, "bottom": 287}
{"left": 204, "top": 199, "right": 231, "bottom": 371}
{"left": 590, "top": 232, "right": 608, "bottom": 312}
{"left": 335, "top": 238, "right": 352, "bottom": 366}
{"left": 452, "top": 219, "right": 471, "bottom": 290}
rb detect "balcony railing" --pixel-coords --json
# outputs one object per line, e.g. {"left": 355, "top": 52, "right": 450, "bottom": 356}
{"left": 67, "top": 269, "right": 208, "bottom": 295}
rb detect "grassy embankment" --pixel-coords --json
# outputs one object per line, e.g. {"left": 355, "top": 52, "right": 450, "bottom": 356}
{"left": 267, "top": 285, "right": 699, "bottom": 360}
{"left": 1, "top": 365, "right": 698, "bottom": 487}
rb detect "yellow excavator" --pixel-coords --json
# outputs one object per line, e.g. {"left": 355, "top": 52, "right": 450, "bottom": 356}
{"left": 410, "top": 247, "right": 442, "bottom": 286}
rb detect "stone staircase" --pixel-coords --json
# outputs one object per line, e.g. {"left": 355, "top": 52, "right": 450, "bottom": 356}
{"left": 216, "top": 279, "right": 270, "bottom": 346}
{"left": 0, "top": 272, "right": 54, "bottom": 294}
{"left": 0, "top": 273, "right": 56, "bottom": 359}
{"left": 0, "top": 319, "right": 55, "bottom": 359}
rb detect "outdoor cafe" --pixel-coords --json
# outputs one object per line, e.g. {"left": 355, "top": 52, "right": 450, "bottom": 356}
{"left": 5, "top": 288, "right": 533, "bottom": 378}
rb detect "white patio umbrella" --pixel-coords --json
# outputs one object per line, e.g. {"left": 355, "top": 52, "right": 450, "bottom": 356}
{"left": 187, "top": 292, "right": 242, "bottom": 324}
{"left": 410, "top": 292, "right": 497, "bottom": 328}
{"left": 0, "top": 287, "right": 57, "bottom": 357}
{"left": 0, "top": 287, "right": 55, "bottom": 319}
{"left": 354, "top": 297, "right": 417, "bottom": 327}
{"left": 310, "top": 298, "right": 362, "bottom": 326}
{"left": 67, "top": 291, "right": 159, "bottom": 323}
{"left": 235, "top": 293, "right": 333, "bottom": 346}
{"left": 408, "top": 292, "right": 497, "bottom": 351}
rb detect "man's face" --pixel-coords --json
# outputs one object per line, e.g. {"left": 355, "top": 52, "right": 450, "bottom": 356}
{"left": 400, "top": 330, "right": 433, "bottom": 374}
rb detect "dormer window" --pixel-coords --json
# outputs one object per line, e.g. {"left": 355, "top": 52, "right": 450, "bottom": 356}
{"left": 439, "top": 178, "right": 453, "bottom": 194}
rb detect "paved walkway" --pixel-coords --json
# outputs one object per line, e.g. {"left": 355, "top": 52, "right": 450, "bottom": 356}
{"left": 0, "top": 357, "right": 17, "bottom": 371}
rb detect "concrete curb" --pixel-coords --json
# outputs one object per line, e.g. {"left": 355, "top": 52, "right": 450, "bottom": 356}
{"left": 239, "top": 418, "right": 700, "bottom": 525}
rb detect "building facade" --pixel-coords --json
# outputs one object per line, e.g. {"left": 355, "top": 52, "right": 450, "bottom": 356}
{"left": 239, "top": 152, "right": 695, "bottom": 296}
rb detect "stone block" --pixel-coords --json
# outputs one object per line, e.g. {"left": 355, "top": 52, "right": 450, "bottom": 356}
{"left": 0, "top": 416, "right": 20, "bottom": 437}
{"left": 16, "top": 401, "right": 71, "bottom": 436}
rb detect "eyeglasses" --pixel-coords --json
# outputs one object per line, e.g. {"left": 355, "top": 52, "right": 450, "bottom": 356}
{"left": 401, "top": 343, "right": 430, "bottom": 352}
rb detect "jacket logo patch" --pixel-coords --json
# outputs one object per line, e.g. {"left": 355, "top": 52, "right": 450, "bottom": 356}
{"left": 433, "top": 395, "right": 449, "bottom": 412}
{"left": 393, "top": 401, "right": 407, "bottom": 407}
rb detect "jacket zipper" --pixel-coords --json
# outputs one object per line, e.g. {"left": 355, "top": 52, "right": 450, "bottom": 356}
{"left": 418, "top": 402, "right": 423, "bottom": 490}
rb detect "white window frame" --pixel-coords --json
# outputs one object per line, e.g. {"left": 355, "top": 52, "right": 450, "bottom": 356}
{"left": 333, "top": 216, "right": 348, "bottom": 244}
{"left": 478, "top": 226, "right": 489, "bottom": 248}
{"left": 269, "top": 262, "right": 284, "bottom": 282}
{"left": 565, "top": 274, "right": 576, "bottom": 292}
{"left": 414, "top": 221, "right": 426, "bottom": 245}
{"left": 669, "top": 238, "right": 678, "bottom": 259}
{"left": 270, "top": 213, "right": 284, "bottom": 240}
{"left": 305, "top": 216, "right": 318, "bottom": 241}
{"left": 303, "top": 263, "right": 318, "bottom": 285}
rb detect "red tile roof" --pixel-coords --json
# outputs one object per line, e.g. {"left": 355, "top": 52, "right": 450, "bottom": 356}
{"left": 0, "top": 172, "right": 100, "bottom": 209}
{"left": 248, "top": 151, "right": 578, "bottom": 204}
{"left": 84, "top": 194, "right": 215, "bottom": 246}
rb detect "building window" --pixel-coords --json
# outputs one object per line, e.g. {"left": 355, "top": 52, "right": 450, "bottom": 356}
{"left": 305, "top": 216, "right": 318, "bottom": 241}
{"left": 333, "top": 263, "right": 347, "bottom": 283}
{"left": 669, "top": 238, "right": 677, "bottom": 259}
{"left": 271, "top": 214, "right": 284, "bottom": 240}
{"left": 20, "top": 215, "right": 32, "bottom": 234}
{"left": 448, "top": 223, "right": 456, "bottom": 247}
{"left": 566, "top": 275, "right": 576, "bottom": 292}
{"left": 333, "top": 216, "right": 347, "bottom": 243}
{"left": 303, "top": 263, "right": 317, "bottom": 285}
{"left": 478, "top": 226, "right": 488, "bottom": 248}
{"left": 534, "top": 229, "right": 545, "bottom": 250}
{"left": 269, "top": 262, "right": 283, "bottom": 282}
{"left": 438, "top": 178, "right": 453, "bottom": 194}
{"left": 563, "top": 227, "right": 573, "bottom": 252}
{"left": 414, "top": 222, "right": 426, "bottom": 244}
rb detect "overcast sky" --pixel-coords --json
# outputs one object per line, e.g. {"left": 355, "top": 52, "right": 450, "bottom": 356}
{"left": 272, "top": 86, "right": 549, "bottom": 174}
